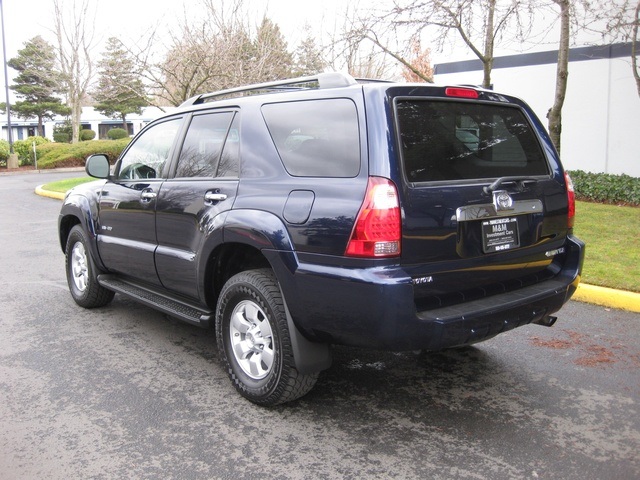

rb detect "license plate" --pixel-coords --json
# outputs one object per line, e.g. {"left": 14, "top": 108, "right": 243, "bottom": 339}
{"left": 481, "top": 217, "right": 520, "bottom": 253}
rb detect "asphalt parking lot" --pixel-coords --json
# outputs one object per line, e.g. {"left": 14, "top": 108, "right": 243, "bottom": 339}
{"left": 1, "top": 170, "right": 639, "bottom": 479}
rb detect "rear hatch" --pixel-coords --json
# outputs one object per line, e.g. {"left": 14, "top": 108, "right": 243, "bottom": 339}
{"left": 390, "top": 87, "right": 572, "bottom": 310}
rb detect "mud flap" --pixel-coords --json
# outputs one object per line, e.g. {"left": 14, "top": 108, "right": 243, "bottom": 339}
{"left": 282, "top": 297, "right": 332, "bottom": 374}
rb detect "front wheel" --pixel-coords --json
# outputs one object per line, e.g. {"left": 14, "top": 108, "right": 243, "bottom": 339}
{"left": 65, "top": 225, "right": 114, "bottom": 308}
{"left": 216, "top": 269, "right": 318, "bottom": 406}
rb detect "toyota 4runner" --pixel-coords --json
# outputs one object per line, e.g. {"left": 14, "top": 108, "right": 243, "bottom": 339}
{"left": 59, "top": 72, "right": 585, "bottom": 405}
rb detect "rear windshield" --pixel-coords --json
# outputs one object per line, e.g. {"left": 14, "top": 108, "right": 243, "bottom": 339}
{"left": 395, "top": 99, "right": 549, "bottom": 183}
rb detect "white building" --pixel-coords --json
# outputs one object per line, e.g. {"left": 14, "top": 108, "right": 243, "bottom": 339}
{"left": 434, "top": 42, "right": 640, "bottom": 177}
{"left": 1, "top": 106, "right": 171, "bottom": 142}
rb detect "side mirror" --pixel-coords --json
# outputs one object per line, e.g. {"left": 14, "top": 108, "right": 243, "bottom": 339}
{"left": 85, "top": 154, "right": 111, "bottom": 179}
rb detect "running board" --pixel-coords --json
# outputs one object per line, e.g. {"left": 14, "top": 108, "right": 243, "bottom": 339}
{"left": 97, "top": 275, "right": 213, "bottom": 327}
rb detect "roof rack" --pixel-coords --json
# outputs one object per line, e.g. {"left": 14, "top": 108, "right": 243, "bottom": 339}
{"left": 180, "top": 72, "right": 359, "bottom": 108}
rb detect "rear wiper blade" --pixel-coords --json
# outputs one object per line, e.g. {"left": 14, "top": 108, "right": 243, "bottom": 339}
{"left": 483, "top": 176, "right": 538, "bottom": 195}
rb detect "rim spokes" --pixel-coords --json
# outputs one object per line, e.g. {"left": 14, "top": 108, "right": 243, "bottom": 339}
{"left": 229, "top": 300, "right": 275, "bottom": 380}
{"left": 71, "top": 243, "right": 88, "bottom": 292}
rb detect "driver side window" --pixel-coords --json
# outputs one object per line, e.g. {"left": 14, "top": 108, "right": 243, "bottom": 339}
{"left": 118, "top": 118, "right": 182, "bottom": 180}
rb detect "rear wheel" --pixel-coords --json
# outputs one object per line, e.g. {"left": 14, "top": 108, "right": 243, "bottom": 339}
{"left": 216, "top": 269, "right": 318, "bottom": 406}
{"left": 65, "top": 225, "right": 114, "bottom": 308}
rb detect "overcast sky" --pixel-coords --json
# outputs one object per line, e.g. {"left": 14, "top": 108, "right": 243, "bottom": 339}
{"left": 1, "top": 0, "right": 352, "bottom": 63}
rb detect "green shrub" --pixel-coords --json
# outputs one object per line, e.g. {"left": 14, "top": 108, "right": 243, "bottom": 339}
{"left": 13, "top": 136, "right": 50, "bottom": 165}
{"left": 569, "top": 170, "right": 640, "bottom": 206}
{"left": 53, "top": 132, "right": 70, "bottom": 143}
{"left": 80, "top": 129, "right": 96, "bottom": 141}
{"left": 53, "top": 121, "right": 73, "bottom": 143}
{"left": 35, "top": 138, "right": 131, "bottom": 169}
{"left": 0, "top": 139, "right": 9, "bottom": 163}
{"left": 107, "top": 128, "right": 129, "bottom": 140}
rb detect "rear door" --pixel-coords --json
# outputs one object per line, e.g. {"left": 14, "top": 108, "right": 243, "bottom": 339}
{"left": 154, "top": 110, "right": 240, "bottom": 300}
{"left": 393, "top": 94, "right": 569, "bottom": 302}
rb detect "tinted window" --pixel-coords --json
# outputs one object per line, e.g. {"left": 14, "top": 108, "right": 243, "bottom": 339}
{"left": 176, "top": 112, "right": 236, "bottom": 178}
{"left": 118, "top": 118, "right": 182, "bottom": 180}
{"left": 262, "top": 99, "right": 360, "bottom": 177}
{"left": 217, "top": 114, "right": 240, "bottom": 178}
{"left": 395, "top": 100, "right": 549, "bottom": 182}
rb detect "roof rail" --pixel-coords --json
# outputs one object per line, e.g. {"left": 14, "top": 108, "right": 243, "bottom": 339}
{"left": 179, "top": 72, "right": 358, "bottom": 108}
{"left": 353, "top": 77, "right": 394, "bottom": 84}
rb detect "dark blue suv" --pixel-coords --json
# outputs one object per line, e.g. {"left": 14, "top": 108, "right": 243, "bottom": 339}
{"left": 59, "top": 73, "right": 584, "bottom": 405}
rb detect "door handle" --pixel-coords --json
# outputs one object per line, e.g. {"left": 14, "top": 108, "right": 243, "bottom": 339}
{"left": 204, "top": 192, "right": 227, "bottom": 203}
{"left": 140, "top": 190, "right": 157, "bottom": 201}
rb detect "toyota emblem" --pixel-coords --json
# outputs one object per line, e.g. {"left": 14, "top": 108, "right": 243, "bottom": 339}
{"left": 493, "top": 191, "right": 514, "bottom": 211}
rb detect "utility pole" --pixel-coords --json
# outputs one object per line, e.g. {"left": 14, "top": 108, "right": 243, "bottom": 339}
{"left": 0, "top": 0, "right": 18, "bottom": 168}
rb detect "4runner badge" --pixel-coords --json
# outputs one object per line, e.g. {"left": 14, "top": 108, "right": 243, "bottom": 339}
{"left": 493, "top": 190, "right": 514, "bottom": 211}
{"left": 412, "top": 276, "right": 434, "bottom": 285}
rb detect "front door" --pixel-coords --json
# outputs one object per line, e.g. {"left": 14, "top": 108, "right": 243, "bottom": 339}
{"left": 97, "top": 117, "right": 184, "bottom": 285}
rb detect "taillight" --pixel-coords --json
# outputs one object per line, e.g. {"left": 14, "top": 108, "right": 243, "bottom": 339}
{"left": 445, "top": 87, "right": 479, "bottom": 99}
{"left": 565, "top": 172, "right": 576, "bottom": 228}
{"left": 345, "top": 177, "right": 401, "bottom": 258}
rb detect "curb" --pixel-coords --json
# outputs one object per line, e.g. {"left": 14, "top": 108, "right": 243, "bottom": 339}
{"left": 573, "top": 283, "right": 640, "bottom": 313}
{"left": 35, "top": 185, "right": 66, "bottom": 201}
{"left": 33, "top": 185, "right": 640, "bottom": 314}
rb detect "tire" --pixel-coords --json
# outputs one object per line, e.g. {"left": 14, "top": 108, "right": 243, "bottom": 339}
{"left": 65, "top": 225, "right": 115, "bottom": 308}
{"left": 216, "top": 269, "right": 318, "bottom": 406}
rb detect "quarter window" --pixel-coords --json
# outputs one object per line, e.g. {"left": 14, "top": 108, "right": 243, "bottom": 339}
{"left": 262, "top": 99, "right": 360, "bottom": 177}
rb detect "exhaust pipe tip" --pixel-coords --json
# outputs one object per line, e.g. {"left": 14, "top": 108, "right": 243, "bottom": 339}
{"left": 534, "top": 315, "right": 558, "bottom": 327}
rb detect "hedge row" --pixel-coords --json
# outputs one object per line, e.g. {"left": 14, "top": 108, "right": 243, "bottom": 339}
{"left": 0, "top": 135, "right": 125, "bottom": 166}
{"left": 35, "top": 138, "right": 131, "bottom": 168}
{"left": 569, "top": 170, "right": 640, "bottom": 206}
{"left": 0, "top": 137, "right": 51, "bottom": 164}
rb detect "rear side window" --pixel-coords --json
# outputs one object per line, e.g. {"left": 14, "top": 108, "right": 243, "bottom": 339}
{"left": 176, "top": 111, "right": 237, "bottom": 178}
{"left": 395, "top": 100, "right": 549, "bottom": 183}
{"left": 262, "top": 99, "right": 360, "bottom": 177}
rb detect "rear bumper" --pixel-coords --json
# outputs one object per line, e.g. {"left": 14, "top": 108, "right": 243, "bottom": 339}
{"left": 269, "top": 235, "right": 585, "bottom": 351}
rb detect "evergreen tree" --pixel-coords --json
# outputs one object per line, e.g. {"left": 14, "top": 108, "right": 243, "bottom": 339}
{"left": 250, "top": 17, "right": 294, "bottom": 82}
{"left": 8, "top": 36, "right": 70, "bottom": 137}
{"left": 293, "top": 26, "right": 327, "bottom": 77}
{"left": 93, "top": 37, "right": 148, "bottom": 130}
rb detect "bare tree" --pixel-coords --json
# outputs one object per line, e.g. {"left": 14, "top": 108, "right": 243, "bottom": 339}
{"left": 53, "top": 0, "right": 96, "bottom": 143}
{"left": 388, "top": 0, "right": 532, "bottom": 88}
{"left": 126, "top": 0, "right": 296, "bottom": 107}
{"left": 401, "top": 39, "right": 434, "bottom": 82}
{"left": 540, "top": 0, "right": 603, "bottom": 154}
{"left": 119, "top": 0, "right": 248, "bottom": 107}
{"left": 337, "top": 31, "right": 398, "bottom": 79}
{"left": 547, "top": 0, "right": 571, "bottom": 154}
{"left": 329, "top": 3, "right": 403, "bottom": 80}
{"left": 633, "top": 1, "right": 640, "bottom": 96}
{"left": 602, "top": 0, "right": 640, "bottom": 97}
{"left": 359, "top": 29, "right": 434, "bottom": 81}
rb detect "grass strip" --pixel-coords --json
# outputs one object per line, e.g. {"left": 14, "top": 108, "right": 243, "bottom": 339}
{"left": 573, "top": 201, "right": 639, "bottom": 292}
{"left": 41, "top": 176, "right": 95, "bottom": 193}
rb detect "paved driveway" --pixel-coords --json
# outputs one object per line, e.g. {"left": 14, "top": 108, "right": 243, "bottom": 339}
{"left": 1, "top": 171, "right": 639, "bottom": 479}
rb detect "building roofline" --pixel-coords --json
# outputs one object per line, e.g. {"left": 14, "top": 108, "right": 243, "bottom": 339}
{"left": 434, "top": 42, "right": 633, "bottom": 75}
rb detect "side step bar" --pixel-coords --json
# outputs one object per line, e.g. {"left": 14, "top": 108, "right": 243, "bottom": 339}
{"left": 98, "top": 275, "right": 213, "bottom": 327}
